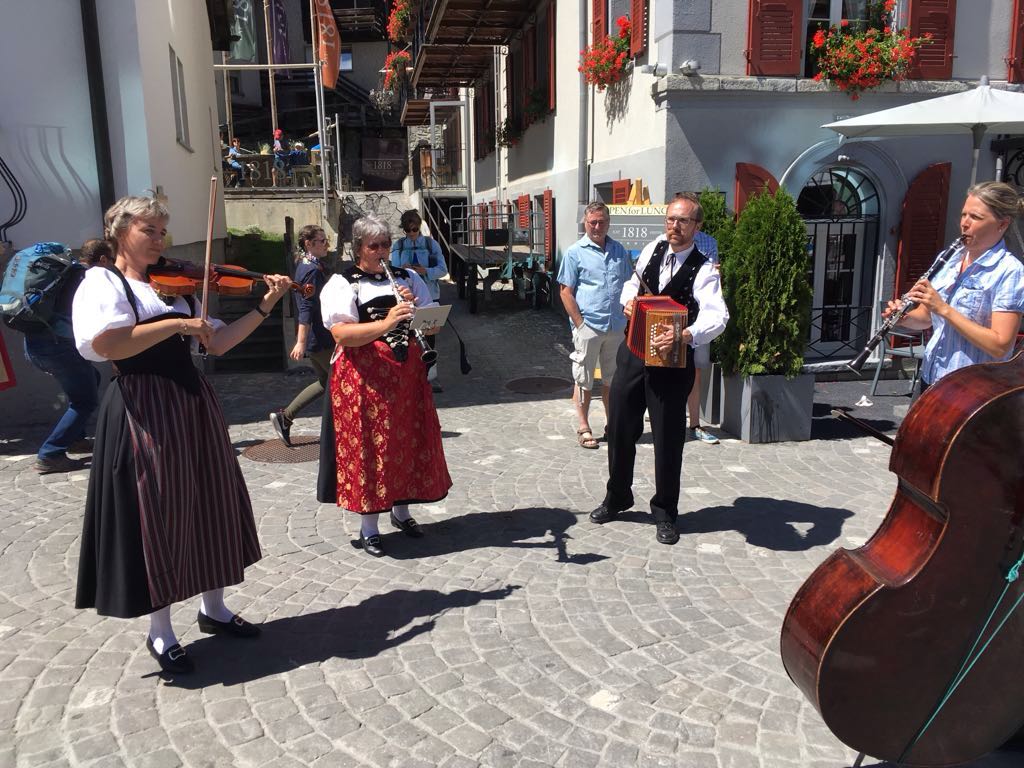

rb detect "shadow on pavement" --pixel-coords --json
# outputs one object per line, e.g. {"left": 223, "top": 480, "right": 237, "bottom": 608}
{"left": 166, "top": 585, "right": 520, "bottom": 689}
{"left": 382, "top": 507, "right": 609, "bottom": 566}
{"left": 679, "top": 496, "right": 853, "bottom": 551}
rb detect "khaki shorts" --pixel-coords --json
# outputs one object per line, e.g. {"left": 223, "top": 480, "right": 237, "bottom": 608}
{"left": 570, "top": 324, "right": 620, "bottom": 391}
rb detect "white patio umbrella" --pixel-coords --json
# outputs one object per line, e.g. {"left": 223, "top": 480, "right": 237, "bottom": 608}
{"left": 822, "top": 76, "right": 1024, "bottom": 184}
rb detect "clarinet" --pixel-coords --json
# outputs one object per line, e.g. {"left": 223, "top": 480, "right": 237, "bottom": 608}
{"left": 378, "top": 258, "right": 438, "bottom": 365}
{"left": 848, "top": 235, "right": 966, "bottom": 374}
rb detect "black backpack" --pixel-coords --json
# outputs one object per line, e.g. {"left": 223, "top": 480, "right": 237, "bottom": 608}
{"left": 0, "top": 242, "right": 84, "bottom": 334}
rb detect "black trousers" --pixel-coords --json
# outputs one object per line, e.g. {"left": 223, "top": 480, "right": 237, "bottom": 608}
{"left": 604, "top": 341, "right": 695, "bottom": 523}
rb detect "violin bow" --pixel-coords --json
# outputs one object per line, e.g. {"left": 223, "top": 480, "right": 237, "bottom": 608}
{"left": 198, "top": 175, "right": 218, "bottom": 355}
{"left": 200, "top": 175, "right": 218, "bottom": 323}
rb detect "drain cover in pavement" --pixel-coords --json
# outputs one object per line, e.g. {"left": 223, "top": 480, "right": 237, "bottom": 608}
{"left": 505, "top": 376, "right": 573, "bottom": 394}
{"left": 241, "top": 435, "right": 319, "bottom": 463}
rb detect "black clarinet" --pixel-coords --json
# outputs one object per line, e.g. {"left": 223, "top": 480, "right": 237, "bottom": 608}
{"left": 848, "top": 235, "right": 965, "bottom": 374}
{"left": 378, "top": 258, "right": 438, "bottom": 365}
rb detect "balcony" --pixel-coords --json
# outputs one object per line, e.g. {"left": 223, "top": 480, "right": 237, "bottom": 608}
{"left": 409, "top": 0, "right": 540, "bottom": 89}
{"left": 330, "top": 0, "right": 388, "bottom": 42}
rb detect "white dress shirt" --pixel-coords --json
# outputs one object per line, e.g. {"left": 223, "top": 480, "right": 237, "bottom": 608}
{"left": 620, "top": 239, "right": 729, "bottom": 348}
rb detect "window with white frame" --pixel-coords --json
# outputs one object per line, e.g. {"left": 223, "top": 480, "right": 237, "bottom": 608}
{"left": 169, "top": 46, "right": 191, "bottom": 149}
{"left": 340, "top": 45, "right": 353, "bottom": 72}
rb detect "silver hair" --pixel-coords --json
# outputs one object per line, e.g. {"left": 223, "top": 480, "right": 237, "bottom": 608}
{"left": 581, "top": 201, "right": 610, "bottom": 224}
{"left": 103, "top": 195, "right": 170, "bottom": 242}
{"left": 352, "top": 214, "right": 391, "bottom": 254}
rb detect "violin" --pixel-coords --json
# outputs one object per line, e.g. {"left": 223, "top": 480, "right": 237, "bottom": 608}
{"left": 147, "top": 257, "right": 314, "bottom": 298}
{"left": 780, "top": 351, "right": 1024, "bottom": 765}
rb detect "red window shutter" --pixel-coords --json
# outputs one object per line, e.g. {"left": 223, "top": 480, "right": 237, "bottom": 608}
{"left": 517, "top": 194, "right": 531, "bottom": 227}
{"left": 548, "top": 1, "right": 557, "bottom": 110}
{"left": 630, "top": 0, "right": 646, "bottom": 56}
{"left": 908, "top": 0, "right": 956, "bottom": 79}
{"left": 1009, "top": 0, "right": 1024, "bottom": 82}
{"left": 543, "top": 189, "right": 554, "bottom": 269}
{"left": 490, "top": 199, "right": 499, "bottom": 229}
{"left": 746, "top": 0, "right": 802, "bottom": 76}
{"left": 896, "top": 162, "right": 951, "bottom": 298}
{"left": 592, "top": 0, "right": 605, "bottom": 43}
{"left": 611, "top": 179, "right": 631, "bottom": 204}
{"left": 734, "top": 163, "right": 780, "bottom": 215}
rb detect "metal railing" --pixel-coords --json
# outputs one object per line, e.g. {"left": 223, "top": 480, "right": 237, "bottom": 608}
{"left": 804, "top": 304, "right": 873, "bottom": 360}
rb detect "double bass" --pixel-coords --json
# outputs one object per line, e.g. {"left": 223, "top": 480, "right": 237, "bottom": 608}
{"left": 780, "top": 351, "right": 1024, "bottom": 766}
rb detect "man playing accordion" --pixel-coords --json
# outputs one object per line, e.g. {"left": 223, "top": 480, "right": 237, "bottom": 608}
{"left": 589, "top": 193, "right": 728, "bottom": 545}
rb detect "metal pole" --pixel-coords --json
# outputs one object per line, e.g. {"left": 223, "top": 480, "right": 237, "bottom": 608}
{"left": 309, "top": 0, "right": 328, "bottom": 208}
{"left": 462, "top": 92, "right": 472, "bottom": 204}
{"left": 493, "top": 47, "right": 502, "bottom": 209}
{"left": 335, "top": 112, "right": 343, "bottom": 191}
{"left": 263, "top": 0, "right": 278, "bottom": 133}
{"left": 221, "top": 51, "right": 234, "bottom": 141}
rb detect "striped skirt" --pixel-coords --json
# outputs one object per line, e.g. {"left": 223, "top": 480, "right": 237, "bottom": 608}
{"left": 75, "top": 373, "right": 261, "bottom": 618}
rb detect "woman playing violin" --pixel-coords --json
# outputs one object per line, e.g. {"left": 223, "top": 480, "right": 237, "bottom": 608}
{"left": 316, "top": 214, "right": 451, "bottom": 558}
{"left": 71, "top": 195, "right": 292, "bottom": 675}
{"left": 885, "top": 181, "right": 1024, "bottom": 391}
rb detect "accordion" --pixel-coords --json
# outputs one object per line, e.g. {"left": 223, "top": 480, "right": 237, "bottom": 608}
{"left": 626, "top": 296, "right": 688, "bottom": 368}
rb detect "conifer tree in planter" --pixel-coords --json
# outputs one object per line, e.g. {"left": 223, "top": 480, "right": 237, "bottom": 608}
{"left": 718, "top": 188, "right": 815, "bottom": 442}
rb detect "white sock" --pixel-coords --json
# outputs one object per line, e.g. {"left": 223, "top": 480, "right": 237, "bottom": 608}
{"left": 148, "top": 606, "right": 178, "bottom": 655}
{"left": 361, "top": 513, "right": 380, "bottom": 537}
{"left": 392, "top": 504, "right": 412, "bottom": 522}
{"left": 200, "top": 588, "right": 234, "bottom": 623}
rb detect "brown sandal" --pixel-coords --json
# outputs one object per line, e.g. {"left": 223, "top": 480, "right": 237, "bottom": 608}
{"left": 576, "top": 428, "right": 599, "bottom": 449}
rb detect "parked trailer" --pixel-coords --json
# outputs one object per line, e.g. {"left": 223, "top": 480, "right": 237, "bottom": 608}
{"left": 447, "top": 203, "right": 552, "bottom": 313}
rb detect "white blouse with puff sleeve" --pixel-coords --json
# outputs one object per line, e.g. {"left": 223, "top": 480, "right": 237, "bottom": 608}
{"left": 72, "top": 267, "right": 224, "bottom": 362}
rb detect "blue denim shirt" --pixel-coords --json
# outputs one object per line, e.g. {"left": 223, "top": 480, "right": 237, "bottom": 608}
{"left": 557, "top": 235, "right": 631, "bottom": 333}
{"left": 921, "top": 240, "right": 1024, "bottom": 384}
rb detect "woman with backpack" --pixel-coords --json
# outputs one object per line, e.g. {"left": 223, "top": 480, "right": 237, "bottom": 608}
{"left": 390, "top": 210, "right": 447, "bottom": 391}
{"left": 268, "top": 224, "right": 333, "bottom": 446}
{"left": 71, "top": 195, "right": 292, "bottom": 675}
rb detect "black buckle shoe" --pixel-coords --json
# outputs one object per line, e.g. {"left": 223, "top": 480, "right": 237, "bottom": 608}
{"left": 146, "top": 636, "right": 194, "bottom": 674}
{"left": 358, "top": 533, "right": 386, "bottom": 557}
{"left": 197, "top": 611, "right": 261, "bottom": 638}
{"left": 656, "top": 521, "right": 680, "bottom": 545}
{"left": 589, "top": 503, "right": 620, "bottom": 524}
{"left": 390, "top": 512, "right": 424, "bottom": 538}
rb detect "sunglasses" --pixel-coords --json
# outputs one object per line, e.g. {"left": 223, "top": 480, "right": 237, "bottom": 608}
{"left": 364, "top": 241, "right": 391, "bottom": 251}
{"left": 404, "top": 226, "right": 420, "bottom": 233}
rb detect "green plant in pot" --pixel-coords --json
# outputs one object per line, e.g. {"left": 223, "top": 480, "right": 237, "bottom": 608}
{"left": 718, "top": 188, "right": 815, "bottom": 442}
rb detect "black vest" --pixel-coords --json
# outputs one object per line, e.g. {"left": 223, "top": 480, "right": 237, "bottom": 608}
{"left": 640, "top": 240, "right": 707, "bottom": 324}
{"left": 342, "top": 263, "right": 415, "bottom": 360}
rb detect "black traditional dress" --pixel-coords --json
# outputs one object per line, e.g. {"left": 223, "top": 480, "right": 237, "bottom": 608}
{"left": 72, "top": 267, "right": 260, "bottom": 618}
{"left": 315, "top": 264, "right": 451, "bottom": 512}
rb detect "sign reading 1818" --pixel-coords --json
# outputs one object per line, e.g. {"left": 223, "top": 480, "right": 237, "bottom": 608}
{"left": 577, "top": 204, "right": 668, "bottom": 257}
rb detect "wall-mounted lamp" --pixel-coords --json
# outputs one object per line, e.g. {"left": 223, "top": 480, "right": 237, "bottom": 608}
{"left": 679, "top": 59, "right": 701, "bottom": 76}
{"left": 640, "top": 62, "right": 668, "bottom": 78}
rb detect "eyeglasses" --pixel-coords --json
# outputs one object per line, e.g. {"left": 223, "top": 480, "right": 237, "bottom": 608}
{"left": 586, "top": 219, "right": 609, "bottom": 227}
{"left": 364, "top": 241, "right": 391, "bottom": 251}
{"left": 311, "top": 237, "right": 328, "bottom": 245}
{"left": 666, "top": 216, "right": 695, "bottom": 227}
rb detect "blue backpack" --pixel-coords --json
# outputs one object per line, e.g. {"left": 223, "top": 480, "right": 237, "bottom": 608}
{"left": 0, "top": 242, "right": 84, "bottom": 334}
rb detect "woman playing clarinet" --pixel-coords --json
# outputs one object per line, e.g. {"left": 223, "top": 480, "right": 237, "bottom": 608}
{"left": 884, "top": 182, "right": 1024, "bottom": 392}
{"left": 72, "top": 195, "right": 292, "bottom": 675}
{"left": 316, "top": 214, "right": 451, "bottom": 558}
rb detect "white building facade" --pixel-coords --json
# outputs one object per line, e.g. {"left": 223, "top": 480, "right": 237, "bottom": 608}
{"left": 406, "top": 0, "right": 1024, "bottom": 360}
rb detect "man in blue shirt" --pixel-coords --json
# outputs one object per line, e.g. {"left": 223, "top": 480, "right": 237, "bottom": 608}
{"left": 557, "top": 202, "right": 632, "bottom": 448}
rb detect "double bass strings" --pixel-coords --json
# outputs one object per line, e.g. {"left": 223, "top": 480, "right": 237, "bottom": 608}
{"left": 897, "top": 548, "right": 1024, "bottom": 763}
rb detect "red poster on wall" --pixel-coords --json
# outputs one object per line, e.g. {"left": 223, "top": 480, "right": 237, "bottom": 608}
{"left": 0, "top": 334, "right": 16, "bottom": 391}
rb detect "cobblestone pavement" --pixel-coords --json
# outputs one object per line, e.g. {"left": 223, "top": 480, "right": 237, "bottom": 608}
{"left": 1, "top": 286, "right": 1019, "bottom": 768}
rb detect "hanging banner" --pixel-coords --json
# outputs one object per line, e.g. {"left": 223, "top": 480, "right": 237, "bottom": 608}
{"left": 230, "top": 0, "right": 256, "bottom": 62}
{"left": 314, "top": 0, "right": 340, "bottom": 90}
{"left": 270, "top": 0, "right": 291, "bottom": 78}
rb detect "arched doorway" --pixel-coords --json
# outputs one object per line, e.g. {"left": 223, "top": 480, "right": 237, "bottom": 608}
{"left": 798, "top": 167, "right": 881, "bottom": 359}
